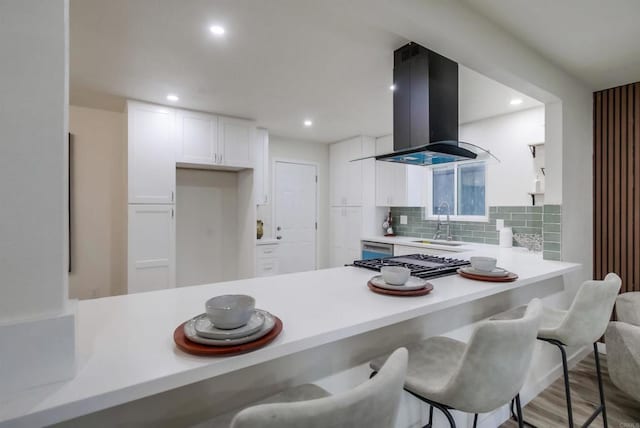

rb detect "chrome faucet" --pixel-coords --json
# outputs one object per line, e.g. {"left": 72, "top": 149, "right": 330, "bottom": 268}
{"left": 433, "top": 201, "right": 453, "bottom": 241}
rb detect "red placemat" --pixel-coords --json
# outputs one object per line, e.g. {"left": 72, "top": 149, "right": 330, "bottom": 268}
{"left": 174, "top": 316, "right": 283, "bottom": 356}
{"left": 457, "top": 269, "right": 518, "bottom": 282}
{"left": 367, "top": 281, "right": 434, "bottom": 296}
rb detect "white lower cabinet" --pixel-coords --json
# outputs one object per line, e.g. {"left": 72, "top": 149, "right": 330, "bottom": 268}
{"left": 330, "top": 207, "right": 362, "bottom": 267}
{"left": 255, "top": 243, "right": 279, "bottom": 277}
{"left": 128, "top": 204, "right": 175, "bottom": 294}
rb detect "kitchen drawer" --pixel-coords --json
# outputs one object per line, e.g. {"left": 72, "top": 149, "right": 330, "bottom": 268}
{"left": 256, "top": 244, "right": 279, "bottom": 259}
{"left": 256, "top": 257, "right": 279, "bottom": 277}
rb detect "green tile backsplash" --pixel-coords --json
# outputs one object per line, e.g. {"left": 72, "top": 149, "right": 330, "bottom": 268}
{"left": 390, "top": 204, "right": 562, "bottom": 261}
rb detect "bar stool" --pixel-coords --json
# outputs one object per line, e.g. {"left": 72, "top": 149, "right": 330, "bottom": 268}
{"left": 197, "top": 347, "right": 408, "bottom": 428}
{"left": 510, "top": 273, "right": 621, "bottom": 428}
{"left": 370, "top": 298, "right": 543, "bottom": 428}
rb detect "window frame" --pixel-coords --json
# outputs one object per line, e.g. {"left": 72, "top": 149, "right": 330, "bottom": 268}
{"left": 425, "top": 160, "right": 489, "bottom": 222}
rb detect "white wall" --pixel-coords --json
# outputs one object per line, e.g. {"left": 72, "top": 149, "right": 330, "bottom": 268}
{"left": 0, "top": 0, "right": 76, "bottom": 395}
{"left": 257, "top": 135, "right": 330, "bottom": 269}
{"left": 459, "top": 106, "right": 545, "bottom": 207}
{"left": 0, "top": 0, "right": 70, "bottom": 321}
{"left": 68, "top": 106, "right": 127, "bottom": 298}
{"left": 176, "top": 169, "right": 239, "bottom": 286}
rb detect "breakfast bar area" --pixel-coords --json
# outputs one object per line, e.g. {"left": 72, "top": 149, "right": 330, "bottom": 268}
{"left": 0, "top": 246, "right": 581, "bottom": 428}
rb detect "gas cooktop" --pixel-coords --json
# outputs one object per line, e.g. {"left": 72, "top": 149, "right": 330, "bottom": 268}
{"left": 353, "top": 254, "right": 470, "bottom": 279}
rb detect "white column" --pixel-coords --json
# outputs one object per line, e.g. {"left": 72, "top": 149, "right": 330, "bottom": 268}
{"left": 0, "top": 0, "right": 75, "bottom": 395}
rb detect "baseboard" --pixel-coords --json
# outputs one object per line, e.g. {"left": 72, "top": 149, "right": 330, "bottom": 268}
{"left": 597, "top": 341, "right": 606, "bottom": 354}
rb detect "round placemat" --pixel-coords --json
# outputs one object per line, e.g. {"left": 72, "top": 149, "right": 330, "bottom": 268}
{"left": 174, "top": 316, "right": 283, "bottom": 356}
{"left": 367, "top": 281, "right": 433, "bottom": 296}
{"left": 457, "top": 269, "right": 518, "bottom": 282}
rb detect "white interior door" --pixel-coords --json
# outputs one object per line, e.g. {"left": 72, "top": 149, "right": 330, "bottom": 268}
{"left": 274, "top": 161, "right": 317, "bottom": 273}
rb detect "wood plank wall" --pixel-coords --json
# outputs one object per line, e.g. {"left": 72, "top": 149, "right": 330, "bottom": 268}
{"left": 594, "top": 82, "right": 640, "bottom": 294}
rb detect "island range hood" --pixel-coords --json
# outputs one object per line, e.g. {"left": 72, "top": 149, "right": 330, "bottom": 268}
{"left": 376, "top": 42, "right": 496, "bottom": 166}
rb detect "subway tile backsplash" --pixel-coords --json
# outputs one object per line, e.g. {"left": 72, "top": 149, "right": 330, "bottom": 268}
{"left": 390, "top": 204, "right": 562, "bottom": 261}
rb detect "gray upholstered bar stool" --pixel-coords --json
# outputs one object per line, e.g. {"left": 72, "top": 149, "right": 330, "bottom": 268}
{"left": 370, "top": 298, "right": 543, "bottom": 428}
{"left": 511, "top": 273, "right": 621, "bottom": 428}
{"left": 197, "top": 347, "right": 408, "bottom": 428}
{"left": 605, "top": 292, "right": 640, "bottom": 403}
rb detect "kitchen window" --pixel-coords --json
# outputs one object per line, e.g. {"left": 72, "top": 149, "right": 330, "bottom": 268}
{"left": 428, "top": 161, "right": 487, "bottom": 221}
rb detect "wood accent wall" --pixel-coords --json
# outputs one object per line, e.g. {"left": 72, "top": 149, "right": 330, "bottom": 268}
{"left": 594, "top": 82, "right": 640, "bottom": 294}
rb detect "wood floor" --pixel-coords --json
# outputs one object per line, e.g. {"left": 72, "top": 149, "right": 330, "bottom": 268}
{"left": 501, "top": 352, "right": 640, "bottom": 428}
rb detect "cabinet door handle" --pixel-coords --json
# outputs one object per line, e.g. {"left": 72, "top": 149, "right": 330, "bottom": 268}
{"left": 171, "top": 208, "right": 174, "bottom": 218}
{"left": 171, "top": 191, "right": 174, "bottom": 203}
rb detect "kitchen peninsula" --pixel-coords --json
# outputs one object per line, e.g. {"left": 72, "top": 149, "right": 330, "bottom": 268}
{"left": 0, "top": 247, "right": 579, "bottom": 428}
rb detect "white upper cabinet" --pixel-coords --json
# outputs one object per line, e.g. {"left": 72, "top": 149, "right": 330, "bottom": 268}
{"left": 175, "top": 110, "right": 218, "bottom": 165}
{"left": 254, "top": 128, "right": 270, "bottom": 205}
{"left": 330, "top": 137, "right": 363, "bottom": 206}
{"left": 375, "top": 135, "right": 426, "bottom": 207}
{"left": 174, "top": 109, "right": 255, "bottom": 169}
{"left": 127, "top": 101, "right": 176, "bottom": 204}
{"left": 219, "top": 116, "right": 254, "bottom": 168}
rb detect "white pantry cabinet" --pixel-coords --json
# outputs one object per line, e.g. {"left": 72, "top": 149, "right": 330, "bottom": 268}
{"left": 127, "top": 101, "right": 176, "bottom": 204}
{"left": 128, "top": 204, "right": 175, "bottom": 294}
{"left": 219, "top": 116, "right": 254, "bottom": 168}
{"left": 375, "top": 135, "right": 426, "bottom": 207}
{"left": 330, "top": 206, "right": 362, "bottom": 267}
{"left": 175, "top": 109, "right": 219, "bottom": 165}
{"left": 253, "top": 128, "right": 270, "bottom": 205}
{"left": 330, "top": 137, "right": 363, "bottom": 206}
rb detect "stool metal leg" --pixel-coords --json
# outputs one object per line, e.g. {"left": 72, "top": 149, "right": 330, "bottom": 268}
{"left": 426, "top": 405, "right": 434, "bottom": 428}
{"left": 593, "top": 343, "right": 608, "bottom": 428}
{"left": 511, "top": 394, "right": 537, "bottom": 428}
{"left": 405, "top": 388, "right": 457, "bottom": 428}
{"left": 556, "top": 340, "right": 575, "bottom": 428}
{"left": 514, "top": 394, "right": 524, "bottom": 428}
{"left": 581, "top": 343, "right": 608, "bottom": 428}
{"left": 472, "top": 413, "right": 478, "bottom": 428}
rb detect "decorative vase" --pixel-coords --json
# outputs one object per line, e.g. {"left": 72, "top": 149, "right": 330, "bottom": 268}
{"left": 257, "top": 220, "right": 264, "bottom": 240}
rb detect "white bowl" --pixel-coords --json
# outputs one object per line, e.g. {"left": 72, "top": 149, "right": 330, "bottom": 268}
{"left": 469, "top": 256, "right": 497, "bottom": 272}
{"left": 205, "top": 295, "right": 255, "bottom": 329}
{"left": 381, "top": 266, "right": 411, "bottom": 285}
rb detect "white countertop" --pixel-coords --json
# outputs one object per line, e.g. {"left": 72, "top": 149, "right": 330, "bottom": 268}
{"left": 0, "top": 250, "right": 580, "bottom": 427}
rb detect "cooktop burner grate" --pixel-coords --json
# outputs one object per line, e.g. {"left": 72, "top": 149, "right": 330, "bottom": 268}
{"left": 353, "top": 253, "right": 470, "bottom": 279}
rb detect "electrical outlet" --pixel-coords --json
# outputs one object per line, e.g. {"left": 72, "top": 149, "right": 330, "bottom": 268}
{"left": 400, "top": 215, "right": 408, "bottom": 225}
{"left": 496, "top": 219, "right": 504, "bottom": 230}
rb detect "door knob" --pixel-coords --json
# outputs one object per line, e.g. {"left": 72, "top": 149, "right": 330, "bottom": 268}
{"left": 276, "top": 236, "right": 282, "bottom": 240}
{"left": 276, "top": 226, "right": 281, "bottom": 231}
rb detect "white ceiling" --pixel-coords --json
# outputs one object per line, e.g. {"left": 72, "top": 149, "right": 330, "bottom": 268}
{"left": 70, "top": 0, "right": 540, "bottom": 143}
{"left": 462, "top": 0, "right": 640, "bottom": 90}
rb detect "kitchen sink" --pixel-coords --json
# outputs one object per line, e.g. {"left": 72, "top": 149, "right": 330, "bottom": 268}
{"left": 412, "top": 240, "right": 464, "bottom": 247}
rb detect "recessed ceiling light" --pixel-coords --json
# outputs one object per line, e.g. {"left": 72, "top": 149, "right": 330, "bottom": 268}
{"left": 303, "top": 119, "right": 313, "bottom": 127}
{"left": 389, "top": 84, "right": 396, "bottom": 91}
{"left": 510, "top": 98, "right": 523, "bottom": 106}
{"left": 166, "top": 94, "right": 179, "bottom": 102}
{"left": 209, "top": 25, "right": 226, "bottom": 36}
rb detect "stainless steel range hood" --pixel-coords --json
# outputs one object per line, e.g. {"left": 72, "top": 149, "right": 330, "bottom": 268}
{"left": 376, "top": 42, "right": 497, "bottom": 166}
